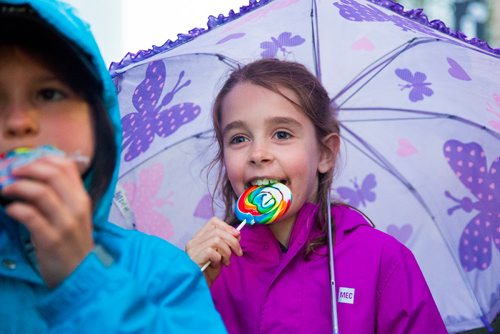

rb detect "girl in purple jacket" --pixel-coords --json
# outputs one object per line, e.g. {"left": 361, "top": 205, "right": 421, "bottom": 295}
{"left": 186, "top": 58, "right": 447, "bottom": 333}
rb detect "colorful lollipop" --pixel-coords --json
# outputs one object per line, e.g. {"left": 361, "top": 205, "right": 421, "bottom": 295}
{"left": 0, "top": 146, "right": 63, "bottom": 189}
{"left": 234, "top": 182, "right": 292, "bottom": 230}
{"left": 0, "top": 145, "right": 89, "bottom": 206}
{"left": 200, "top": 182, "right": 292, "bottom": 271}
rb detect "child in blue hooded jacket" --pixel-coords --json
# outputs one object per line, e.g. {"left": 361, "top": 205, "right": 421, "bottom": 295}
{"left": 0, "top": 0, "right": 226, "bottom": 332}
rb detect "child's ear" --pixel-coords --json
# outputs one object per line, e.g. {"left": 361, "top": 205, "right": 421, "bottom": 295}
{"left": 318, "top": 133, "right": 340, "bottom": 174}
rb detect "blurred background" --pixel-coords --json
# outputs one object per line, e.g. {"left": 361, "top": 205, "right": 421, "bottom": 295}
{"left": 395, "top": 0, "right": 499, "bottom": 49}
{"left": 64, "top": 0, "right": 499, "bottom": 66}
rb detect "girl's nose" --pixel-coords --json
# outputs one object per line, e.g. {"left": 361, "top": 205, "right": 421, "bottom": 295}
{"left": 2, "top": 103, "right": 39, "bottom": 138}
{"left": 249, "top": 142, "right": 273, "bottom": 166}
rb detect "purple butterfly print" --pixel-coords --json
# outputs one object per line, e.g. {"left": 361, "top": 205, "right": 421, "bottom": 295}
{"left": 122, "top": 163, "right": 174, "bottom": 240}
{"left": 336, "top": 173, "right": 377, "bottom": 208}
{"left": 396, "top": 68, "right": 434, "bottom": 102}
{"left": 443, "top": 139, "right": 500, "bottom": 271}
{"left": 260, "top": 32, "right": 305, "bottom": 58}
{"left": 194, "top": 193, "right": 214, "bottom": 219}
{"left": 121, "top": 60, "right": 201, "bottom": 161}
{"left": 333, "top": 0, "right": 437, "bottom": 37}
{"left": 447, "top": 57, "right": 471, "bottom": 81}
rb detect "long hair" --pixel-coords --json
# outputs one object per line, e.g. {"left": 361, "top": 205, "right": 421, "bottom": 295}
{"left": 210, "top": 58, "right": 340, "bottom": 254}
{"left": 0, "top": 12, "right": 116, "bottom": 209}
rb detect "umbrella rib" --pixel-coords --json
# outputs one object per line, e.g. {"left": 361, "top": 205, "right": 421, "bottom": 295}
{"left": 333, "top": 38, "right": 420, "bottom": 105}
{"left": 119, "top": 129, "right": 214, "bottom": 179}
{"left": 114, "top": 52, "right": 242, "bottom": 74}
{"left": 338, "top": 107, "right": 500, "bottom": 140}
{"left": 341, "top": 116, "right": 439, "bottom": 122}
{"left": 311, "top": 0, "right": 322, "bottom": 81}
{"left": 333, "top": 38, "right": 442, "bottom": 107}
{"left": 189, "top": 52, "right": 244, "bottom": 69}
{"left": 339, "top": 123, "right": 435, "bottom": 220}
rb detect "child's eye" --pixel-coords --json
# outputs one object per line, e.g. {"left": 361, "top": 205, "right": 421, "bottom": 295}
{"left": 229, "top": 135, "right": 248, "bottom": 144}
{"left": 37, "top": 88, "right": 66, "bottom": 101}
{"left": 275, "top": 131, "right": 292, "bottom": 140}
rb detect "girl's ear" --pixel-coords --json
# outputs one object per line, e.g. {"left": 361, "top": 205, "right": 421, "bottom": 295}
{"left": 318, "top": 133, "right": 340, "bottom": 174}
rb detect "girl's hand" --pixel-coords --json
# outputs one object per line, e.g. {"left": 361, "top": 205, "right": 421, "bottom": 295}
{"left": 1, "top": 155, "right": 94, "bottom": 288}
{"left": 185, "top": 217, "right": 242, "bottom": 286}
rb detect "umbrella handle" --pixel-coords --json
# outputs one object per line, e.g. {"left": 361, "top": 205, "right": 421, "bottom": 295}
{"left": 200, "top": 219, "right": 247, "bottom": 272}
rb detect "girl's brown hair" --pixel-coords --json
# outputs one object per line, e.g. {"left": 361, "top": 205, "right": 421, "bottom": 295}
{"left": 210, "top": 58, "right": 340, "bottom": 253}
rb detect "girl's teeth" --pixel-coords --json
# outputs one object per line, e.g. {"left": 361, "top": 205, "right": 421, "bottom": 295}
{"left": 253, "top": 179, "right": 278, "bottom": 186}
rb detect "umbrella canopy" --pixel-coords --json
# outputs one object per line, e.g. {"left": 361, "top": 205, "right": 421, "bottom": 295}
{"left": 107, "top": 0, "right": 500, "bottom": 332}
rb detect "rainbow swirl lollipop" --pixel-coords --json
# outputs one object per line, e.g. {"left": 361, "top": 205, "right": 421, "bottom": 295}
{"left": 0, "top": 146, "right": 89, "bottom": 206}
{"left": 0, "top": 146, "right": 64, "bottom": 188}
{"left": 200, "top": 182, "right": 292, "bottom": 272}
{"left": 235, "top": 182, "right": 292, "bottom": 229}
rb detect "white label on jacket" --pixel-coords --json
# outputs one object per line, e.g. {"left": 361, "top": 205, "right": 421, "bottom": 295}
{"left": 338, "top": 287, "right": 355, "bottom": 304}
{"left": 113, "top": 185, "right": 136, "bottom": 229}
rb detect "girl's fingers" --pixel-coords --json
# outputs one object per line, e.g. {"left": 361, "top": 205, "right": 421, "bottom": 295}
{"left": 187, "top": 236, "right": 227, "bottom": 267}
{"left": 4, "top": 200, "right": 57, "bottom": 246}
{"left": 3, "top": 177, "right": 65, "bottom": 223}
{"left": 5, "top": 157, "right": 91, "bottom": 227}
{"left": 204, "top": 235, "right": 233, "bottom": 266}
{"left": 194, "top": 217, "right": 239, "bottom": 240}
{"left": 10, "top": 157, "right": 88, "bottom": 209}
{"left": 204, "top": 247, "right": 223, "bottom": 267}
{"left": 3, "top": 177, "right": 93, "bottom": 254}
{"left": 186, "top": 217, "right": 243, "bottom": 267}
{"left": 188, "top": 218, "right": 239, "bottom": 250}
{"left": 200, "top": 226, "right": 242, "bottom": 257}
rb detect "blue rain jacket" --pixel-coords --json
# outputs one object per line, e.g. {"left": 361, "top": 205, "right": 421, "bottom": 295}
{"left": 0, "top": 0, "right": 226, "bottom": 332}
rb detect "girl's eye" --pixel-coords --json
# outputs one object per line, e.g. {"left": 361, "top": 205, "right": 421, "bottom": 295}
{"left": 275, "top": 131, "right": 292, "bottom": 140}
{"left": 230, "top": 135, "right": 248, "bottom": 144}
{"left": 37, "top": 88, "right": 66, "bottom": 101}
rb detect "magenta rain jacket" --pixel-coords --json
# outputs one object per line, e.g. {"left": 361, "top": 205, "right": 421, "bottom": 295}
{"left": 211, "top": 203, "right": 447, "bottom": 333}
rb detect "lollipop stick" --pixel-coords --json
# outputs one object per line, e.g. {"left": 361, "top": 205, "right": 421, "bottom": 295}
{"left": 200, "top": 219, "right": 250, "bottom": 272}
{"left": 236, "top": 219, "right": 248, "bottom": 231}
{"left": 200, "top": 260, "right": 211, "bottom": 272}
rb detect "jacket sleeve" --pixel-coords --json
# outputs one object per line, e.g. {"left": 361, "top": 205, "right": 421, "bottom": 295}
{"left": 36, "top": 236, "right": 227, "bottom": 333}
{"left": 376, "top": 247, "right": 448, "bottom": 334}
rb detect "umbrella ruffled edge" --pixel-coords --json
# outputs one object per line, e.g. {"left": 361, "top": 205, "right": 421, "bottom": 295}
{"left": 108, "top": 0, "right": 500, "bottom": 75}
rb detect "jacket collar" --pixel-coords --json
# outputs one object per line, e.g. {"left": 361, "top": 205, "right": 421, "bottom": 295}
{"left": 288, "top": 202, "right": 373, "bottom": 247}
{"left": 239, "top": 203, "right": 373, "bottom": 253}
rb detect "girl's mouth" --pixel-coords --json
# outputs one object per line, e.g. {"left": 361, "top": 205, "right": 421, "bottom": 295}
{"left": 247, "top": 178, "right": 288, "bottom": 188}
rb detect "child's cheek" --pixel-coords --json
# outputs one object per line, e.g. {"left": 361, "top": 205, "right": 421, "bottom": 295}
{"left": 44, "top": 108, "right": 95, "bottom": 168}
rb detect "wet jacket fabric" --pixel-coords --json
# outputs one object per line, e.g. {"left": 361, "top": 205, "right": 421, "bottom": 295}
{"left": 211, "top": 203, "right": 447, "bottom": 333}
{"left": 0, "top": 0, "right": 226, "bottom": 332}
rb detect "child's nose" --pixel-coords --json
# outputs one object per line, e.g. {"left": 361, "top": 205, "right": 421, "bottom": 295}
{"left": 2, "top": 103, "right": 39, "bottom": 137}
{"left": 249, "top": 142, "right": 273, "bottom": 166}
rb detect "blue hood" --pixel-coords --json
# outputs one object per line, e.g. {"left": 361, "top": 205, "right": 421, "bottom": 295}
{"left": 2, "top": 0, "right": 122, "bottom": 226}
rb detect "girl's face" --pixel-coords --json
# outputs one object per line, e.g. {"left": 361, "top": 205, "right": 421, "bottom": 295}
{"left": 220, "top": 82, "right": 333, "bottom": 225}
{"left": 0, "top": 48, "right": 94, "bottom": 172}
